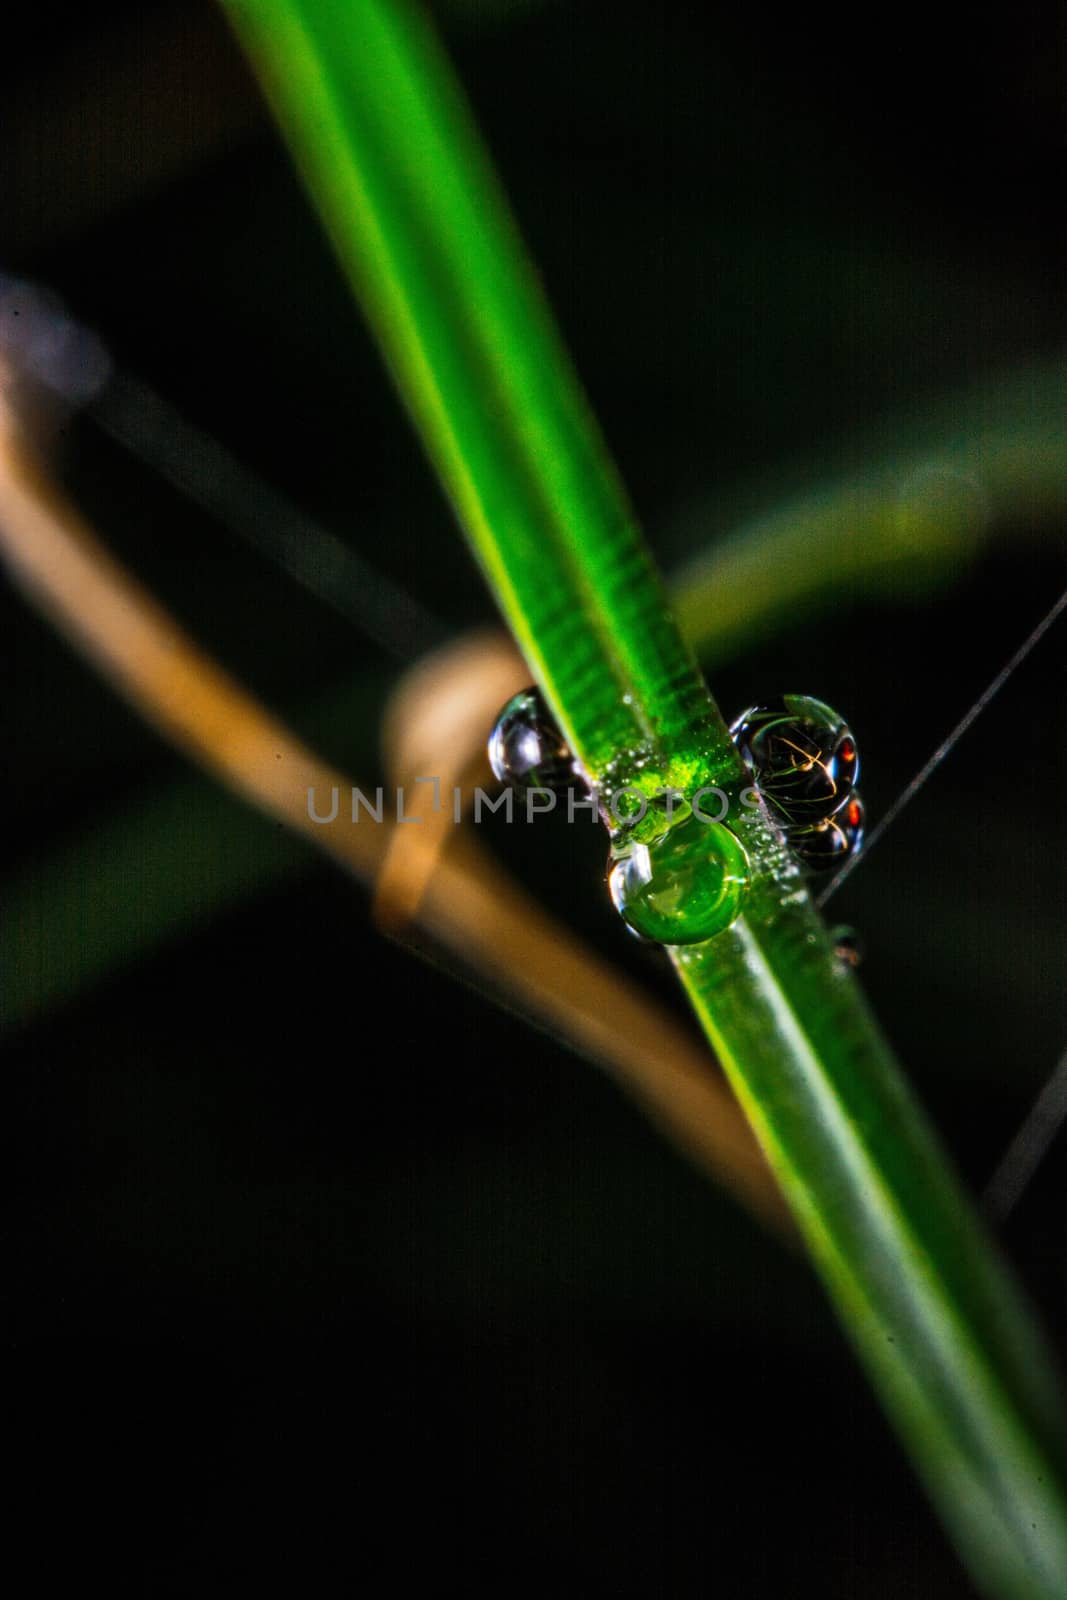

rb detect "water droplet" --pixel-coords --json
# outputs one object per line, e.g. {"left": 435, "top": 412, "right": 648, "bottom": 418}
{"left": 830, "top": 924, "right": 864, "bottom": 969}
{"left": 488, "top": 687, "right": 575, "bottom": 791}
{"left": 790, "top": 794, "right": 866, "bottom": 872}
{"left": 731, "top": 694, "right": 858, "bottom": 829}
{"left": 608, "top": 813, "right": 749, "bottom": 945}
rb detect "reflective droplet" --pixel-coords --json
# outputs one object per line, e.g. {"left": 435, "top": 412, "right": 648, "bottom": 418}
{"left": 488, "top": 687, "right": 575, "bottom": 791}
{"left": 731, "top": 694, "right": 859, "bottom": 828}
{"left": 790, "top": 795, "right": 866, "bottom": 872}
{"left": 608, "top": 813, "right": 749, "bottom": 945}
{"left": 830, "top": 924, "right": 864, "bottom": 969}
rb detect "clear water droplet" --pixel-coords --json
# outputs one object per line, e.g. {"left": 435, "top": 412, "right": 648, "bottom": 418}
{"left": 731, "top": 694, "right": 858, "bottom": 828}
{"left": 791, "top": 794, "right": 866, "bottom": 872}
{"left": 608, "top": 813, "right": 749, "bottom": 945}
{"left": 830, "top": 924, "right": 864, "bottom": 969}
{"left": 488, "top": 687, "right": 575, "bottom": 791}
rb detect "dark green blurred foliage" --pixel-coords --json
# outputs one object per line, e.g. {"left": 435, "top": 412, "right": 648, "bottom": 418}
{"left": 3, "top": 2, "right": 1066, "bottom": 1592}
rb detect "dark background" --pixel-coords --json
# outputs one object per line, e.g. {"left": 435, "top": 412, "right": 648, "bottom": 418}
{"left": 3, "top": 2, "right": 1067, "bottom": 1592}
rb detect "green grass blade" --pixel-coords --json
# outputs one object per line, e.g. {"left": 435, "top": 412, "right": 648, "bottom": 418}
{"left": 221, "top": 3, "right": 1067, "bottom": 1593}
{"left": 221, "top": 0, "right": 728, "bottom": 804}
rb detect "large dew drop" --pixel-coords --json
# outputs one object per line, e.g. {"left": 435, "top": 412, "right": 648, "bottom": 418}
{"left": 608, "top": 813, "right": 749, "bottom": 945}
{"left": 731, "top": 694, "right": 858, "bottom": 828}
{"left": 791, "top": 794, "right": 866, "bottom": 871}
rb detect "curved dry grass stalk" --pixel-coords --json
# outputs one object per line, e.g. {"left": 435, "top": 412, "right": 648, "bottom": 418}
{"left": 0, "top": 387, "right": 787, "bottom": 1235}
{"left": 374, "top": 628, "right": 525, "bottom": 929}
{"left": 0, "top": 384, "right": 376, "bottom": 867}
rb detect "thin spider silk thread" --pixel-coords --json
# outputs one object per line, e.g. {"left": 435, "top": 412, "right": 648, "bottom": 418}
{"left": 817, "top": 582, "right": 1067, "bottom": 907}
{"left": 815, "top": 580, "right": 1067, "bottom": 1216}
{"left": 984, "top": 1046, "right": 1067, "bottom": 1222}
